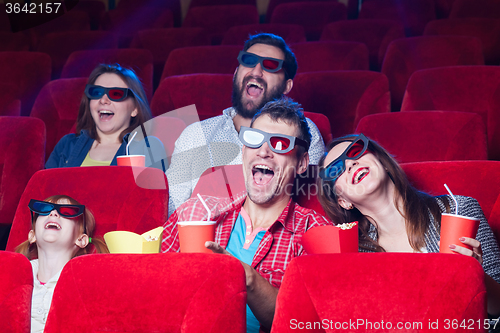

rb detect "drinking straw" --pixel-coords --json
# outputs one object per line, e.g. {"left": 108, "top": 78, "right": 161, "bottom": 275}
{"left": 444, "top": 183, "right": 458, "bottom": 215}
{"left": 126, "top": 131, "right": 138, "bottom": 156}
{"left": 197, "top": 193, "right": 211, "bottom": 222}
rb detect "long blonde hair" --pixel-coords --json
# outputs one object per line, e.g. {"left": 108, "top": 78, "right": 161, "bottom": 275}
{"left": 15, "top": 195, "right": 109, "bottom": 260}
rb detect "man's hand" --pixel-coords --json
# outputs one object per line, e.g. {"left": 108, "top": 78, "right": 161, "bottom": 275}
{"left": 205, "top": 241, "right": 278, "bottom": 330}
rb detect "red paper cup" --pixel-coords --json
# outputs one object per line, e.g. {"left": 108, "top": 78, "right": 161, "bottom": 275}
{"left": 439, "top": 213, "right": 480, "bottom": 254}
{"left": 177, "top": 221, "right": 216, "bottom": 254}
{"left": 301, "top": 223, "right": 358, "bottom": 254}
{"left": 117, "top": 155, "right": 145, "bottom": 167}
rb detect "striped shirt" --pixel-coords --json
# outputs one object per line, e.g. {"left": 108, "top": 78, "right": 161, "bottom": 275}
{"left": 162, "top": 191, "right": 333, "bottom": 288}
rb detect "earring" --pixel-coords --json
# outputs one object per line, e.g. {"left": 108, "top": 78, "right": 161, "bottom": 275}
{"left": 345, "top": 203, "right": 354, "bottom": 210}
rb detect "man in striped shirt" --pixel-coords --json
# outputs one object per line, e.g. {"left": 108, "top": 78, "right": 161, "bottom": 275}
{"left": 162, "top": 98, "right": 332, "bottom": 333}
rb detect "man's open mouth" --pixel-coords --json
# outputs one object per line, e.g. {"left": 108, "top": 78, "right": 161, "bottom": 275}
{"left": 252, "top": 164, "right": 274, "bottom": 185}
{"left": 246, "top": 81, "right": 264, "bottom": 98}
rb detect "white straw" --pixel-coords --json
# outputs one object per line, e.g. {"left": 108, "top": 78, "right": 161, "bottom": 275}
{"left": 126, "top": 131, "right": 138, "bottom": 156}
{"left": 197, "top": 193, "right": 211, "bottom": 222}
{"left": 444, "top": 183, "right": 458, "bottom": 215}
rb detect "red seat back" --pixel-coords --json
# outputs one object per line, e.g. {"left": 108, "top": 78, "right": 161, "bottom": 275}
{"left": 382, "top": 36, "right": 484, "bottom": 111}
{"left": 355, "top": 111, "right": 487, "bottom": 163}
{"left": 0, "top": 251, "right": 33, "bottom": 333}
{"left": 6, "top": 166, "right": 168, "bottom": 251}
{"left": 30, "top": 78, "right": 87, "bottom": 161}
{"left": 0, "top": 52, "right": 51, "bottom": 116}
{"left": 288, "top": 71, "right": 390, "bottom": 139}
{"left": 222, "top": 24, "right": 306, "bottom": 45}
{"left": 401, "top": 66, "right": 500, "bottom": 160}
{"left": 183, "top": 5, "right": 259, "bottom": 44}
{"left": 0, "top": 117, "right": 45, "bottom": 227}
{"left": 321, "top": 19, "right": 405, "bottom": 71}
{"left": 424, "top": 18, "right": 500, "bottom": 65}
{"left": 161, "top": 45, "right": 240, "bottom": 80}
{"left": 449, "top": 0, "right": 500, "bottom": 19}
{"left": 270, "top": 2, "right": 347, "bottom": 41}
{"left": 402, "top": 160, "right": 500, "bottom": 241}
{"left": 272, "top": 253, "right": 486, "bottom": 332}
{"left": 44, "top": 253, "right": 246, "bottom": 333}
{"left": 292, "top": 41, "right": 369, "bottom": 72}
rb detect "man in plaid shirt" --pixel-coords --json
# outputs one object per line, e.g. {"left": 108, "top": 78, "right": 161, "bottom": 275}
{"left": 162, "top": 98, "right": 332, "bottom": 332}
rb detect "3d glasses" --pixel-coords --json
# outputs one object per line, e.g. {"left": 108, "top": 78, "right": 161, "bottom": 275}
{"left": 239, "top": 126, "right": 309, "bottom": 154}
{"left": 237, "top": 51, "right": 284, "bottom": 73}
{"left": 85, "top": 84, "right": 133, "bottom": 102}
{"left": 29, "top": 199, "right": 86, "bottom": 233}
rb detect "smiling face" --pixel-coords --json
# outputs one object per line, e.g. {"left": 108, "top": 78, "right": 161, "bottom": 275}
{"left": 323, "top": 141, "right": 389, "bottom": 209}
{"left": 232, "top": 43, "right": 293, "bottom": 118}
{"left": 89, "top": 73, "right": 138, "bottom": 141}
{"left": 29, "top": 198, "right": 85, "bottom": 252}
{"left": 242, "top": 114, "right": 308, "bottom": 206}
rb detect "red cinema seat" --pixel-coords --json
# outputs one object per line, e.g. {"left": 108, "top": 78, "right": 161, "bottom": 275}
{"left": 24, "top": 10, "right": 90, "bottom": 49}
{"left": 424, "top": 18, "right": 500, "bottom": 65}
{"left": 161, "top": 45, "right": 240, "bottom": 79}
{"left": 401, "top": 66, "right": 500, "bottom": 160}
{"left": 402, "top": 160, "right": 500, "bottom": 241}
{"left": 44, "top": 254, "right": 246, "bottom": 333}
{"left": 292, "top": 41, "right": 369, "bottom": 72}
{"left": 29, "top": 78, "right": 86, "bottom": 161}
{"left": 0, "top": 83, "right": 21, "bottom": 117}
{"left": 288, "top": 71, "right": 390, "bottom": 139}
{"left": 266, "top": 0, "right": 342, "bottom": 23}
{"left": 152, "top": 74, "right": 233, "bottom": 122}
{"left": 65, "top": 0, "right": 106, "bottom": 30}
{"left": 0, "top": 52, "right": 51, "bottom": 116}
{"left": 130, "top": 28, "right": 210, "bottom": 88}
{"left": 37, "top": 31, "right": 118, "bottom": 79}
{"left": 320, "top": 19, "right": 405, "bottom": 71}
{"left": 189, "top": 0, "right": 256, "bottom": 7}
{"left": 270, "top": 2, "right": 347, "bottom": 41}
{"left": 0, "top": 251, "right": 33, "bottom": 333}
{"left": 381, "top": 36, "right": 484, "bottom": 111}
{"left": 183, "top": 5, "right": 259, "bottom": 44}
{"left": 0, "top": 117, "right": 45, "bottom": 229}
{"left": 101, "top": 7, "right": 173, "bottom": 47}
{"left": 449, "top": 0, "right": 500, "bottom": 19}
{"left": 355, "top": 111, "right": 487, "bottom": 163}
{"left": 60, "top": 49, "right": 154, "bottom": 101}
{"left": 272, "top": 253, "right": 486, "bottom": 333}
{"left": 6, "top": 166, "right": 168, "bottom": 251}
{"left": 358, "top": 0, "right": 436, "bottom": 36}
{"left": 304, "top": 111, "right": 332, "bottom": 144}
{"left": 0, "top": 32, "right": 30, "bottom": 51}
{"left": 222, "top": 24, "right": 306, "bottom": 45}
{"left": 116, "top": 0, "right": 181, "bottom": 27}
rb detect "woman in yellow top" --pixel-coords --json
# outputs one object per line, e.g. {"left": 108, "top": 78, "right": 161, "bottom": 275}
{"left": 46, "top": 64, "right": 166, "bottom": 170}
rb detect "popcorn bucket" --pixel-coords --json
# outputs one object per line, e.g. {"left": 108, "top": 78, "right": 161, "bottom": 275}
{"left": 104, "top": 226, "right": 163, "bottom": 253}
{"left": 301, "top": 222, "right": 358, "bottom": 254}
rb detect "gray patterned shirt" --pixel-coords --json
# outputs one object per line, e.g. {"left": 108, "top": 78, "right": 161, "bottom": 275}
{"left": 166, "top": 107, "right": 325, "bottom": 216}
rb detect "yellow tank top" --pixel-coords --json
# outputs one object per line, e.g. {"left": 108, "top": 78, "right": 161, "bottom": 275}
{"left": 80, "top": 152, "right": 112, "bottom": 167}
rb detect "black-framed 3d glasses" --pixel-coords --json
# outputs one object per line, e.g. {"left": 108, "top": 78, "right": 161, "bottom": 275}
{"left": 28, "top": 199, "right": 87, "bottom": 234}
{"left": 239, "top": 126, "right": 309, "bottom": 154}
{"left": 85, "top": 84, "right": 134, "bottom": 102}
{"left": 319, "top": 133, "right": 370, "bottom": 182}
{"left": 237, "top": 51, "right": 284, "bottom": 73}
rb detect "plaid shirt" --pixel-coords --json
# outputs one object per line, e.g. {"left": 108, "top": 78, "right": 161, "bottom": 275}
{"left": 162, "top": 191, "right": 333, "bottom": 288}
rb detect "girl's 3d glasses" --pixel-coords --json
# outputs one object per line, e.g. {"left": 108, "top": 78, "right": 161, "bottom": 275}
{"left": 239, "top": 126, "right": 309, "bottom": 154}
{"left": 319, "top": 133, "right": 370, "bottom": 182}
{"left": 29, "top": 199, "right": 86, "bottom": 233}
{"left": 237, "top": 51, "right": 284, "bottom": 73}
{"left": 85, "top": 84, "right": 134, "bottom": 102}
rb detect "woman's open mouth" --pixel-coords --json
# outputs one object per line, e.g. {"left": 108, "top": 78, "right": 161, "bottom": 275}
{"left": 352, "top": 167, "right": 369, "bottom": 185}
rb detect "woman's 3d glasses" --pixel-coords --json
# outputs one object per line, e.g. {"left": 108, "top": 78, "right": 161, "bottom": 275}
{"left": 85, "top": 84, "right": 133, "bottom": 102}
{"left": 237, "top": 51, "right": 284, "bottom": 73}
{"left": 29, "top": 199, "right": 87, "bottom": 233}
{"left": 239, "top": 126, "right": 309, "bottom": 154}
{"left": 319, "top": 133, "right": 370, "bottom": 182}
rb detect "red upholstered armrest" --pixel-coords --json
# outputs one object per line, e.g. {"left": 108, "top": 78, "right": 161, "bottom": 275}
{"left": 272, "top": 253, "right": 487, "bottom": 333}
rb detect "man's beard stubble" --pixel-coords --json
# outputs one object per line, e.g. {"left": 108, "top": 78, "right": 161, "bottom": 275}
{"left": 231, "top": 75, "right": 287, "bottom": 119}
